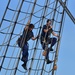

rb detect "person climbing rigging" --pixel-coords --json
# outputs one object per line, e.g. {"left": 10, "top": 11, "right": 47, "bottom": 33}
{"left": 17, "top": 20, "right": 38, "bottom": 70}
{"left": 40, "top": 19, "right": 59, "bottom": 64}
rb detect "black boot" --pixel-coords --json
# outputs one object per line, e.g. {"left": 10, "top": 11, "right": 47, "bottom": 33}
{"left": 48, "top": 47, "right": 53, "bottom": 51}
{"left": 22, "top": 62, "right": 27, "bottom": 70}
{"left": 45, "top": 59, "right": 53, "bottom": 64}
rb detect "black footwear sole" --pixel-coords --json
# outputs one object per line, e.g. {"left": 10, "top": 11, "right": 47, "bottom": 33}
{"left": 46, "top": 61, "right": 53, "bottom": 64}
{"left": 50, "top": 49, "right": 53, "bottom": 51}
{"left": 48, "top": 48, "right": 53, "bottom": 51}
{"left": 45, "top": 59, "right": 53, "bottom": 64}
{"left": 22, "top": 64, "right": 27, "bottom": 70}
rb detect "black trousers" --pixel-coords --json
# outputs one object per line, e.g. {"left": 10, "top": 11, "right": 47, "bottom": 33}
{"left": 40, "top": 37, "right": 57, "bottom": 59}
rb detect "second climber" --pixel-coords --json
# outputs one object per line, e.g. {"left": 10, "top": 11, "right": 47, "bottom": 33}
{"left": 40, "top": 19, "right": 59, "bottom": 64}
